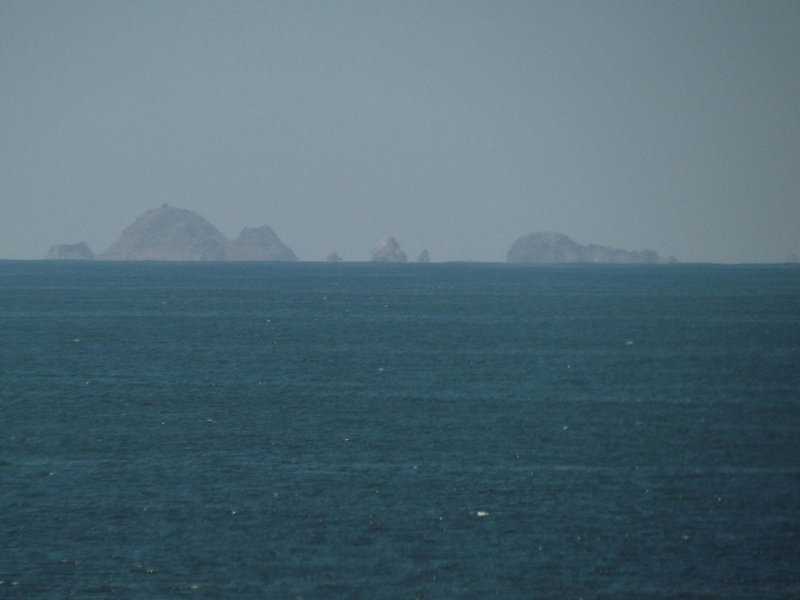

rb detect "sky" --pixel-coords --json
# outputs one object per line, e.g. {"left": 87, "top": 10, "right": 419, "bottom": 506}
{"left": 2, "top": 1, "right": 798, "bottom": 263}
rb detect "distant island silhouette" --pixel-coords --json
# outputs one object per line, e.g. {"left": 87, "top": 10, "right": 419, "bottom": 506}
{"left": 371, "top": 236, "right": 407, "bottom": 263}
{"left": 47, "top": 204, "right": 297, "bottom": 262}
{"left": 45, "top": 205, "right": 674, "bottom": 263}
{"left": 45, "top": 241, "right": 95, "bottom": 260}
{"left": 507, "top": 231, "right": 673, "bottom": 264}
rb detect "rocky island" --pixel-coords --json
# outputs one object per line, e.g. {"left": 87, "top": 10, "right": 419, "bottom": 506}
{"left": 507, "top": 232, "right": 670, "bottom": 264}
{"left": 88, "top": 205, "right": 297, "bottom": 261}
{"left": 371, "top": 236, "right": 407, "bottom": 263}
{"left": 44, "top": 210, "right": 673, "bottom": 264}
{"left": 228, "top": 225, "right": 297, "bottom": 261}
{"left": 45, "top": 241, "right": 95, "bottom": 260}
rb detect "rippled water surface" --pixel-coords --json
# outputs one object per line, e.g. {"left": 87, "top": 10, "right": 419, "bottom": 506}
{"left": 2, "top": 261, "right": 799, "bottom": 598}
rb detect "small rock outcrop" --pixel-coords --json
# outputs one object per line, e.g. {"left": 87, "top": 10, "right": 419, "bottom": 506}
{"left": 507, "top": 232, "right": 667, "bottom": 264}
{"left": 45, "top": 242, "right": 95, "bottom": 260}
{"left": 417, "top": 249, "right": 431, "bottom": 263}
{"left": 326, "top": 252, "right": 342, "bottom": 262}
{"left": 371, "top": 236, "right": 407, "bottom": 263}
{"left": 229, "top": 225, "right": 297, "bottom": 261}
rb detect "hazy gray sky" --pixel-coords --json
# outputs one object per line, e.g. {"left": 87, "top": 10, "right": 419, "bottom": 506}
{"left": 2, "top": 1, "right": 798, "bottom": 262}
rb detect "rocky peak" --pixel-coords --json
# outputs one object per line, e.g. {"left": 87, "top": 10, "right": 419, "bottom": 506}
{"left": 99, "top": 205, "right": 230, "bottom": 261}
{"left": 97, "top": 205, "right": 297, "bottom": 261}
{"left": 229, "top": 225, "right": 297, "bottom": 261}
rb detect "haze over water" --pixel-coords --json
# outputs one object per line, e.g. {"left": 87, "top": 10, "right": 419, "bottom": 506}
{"left": 2, "top": 2, "right": 799, "bottom": 262}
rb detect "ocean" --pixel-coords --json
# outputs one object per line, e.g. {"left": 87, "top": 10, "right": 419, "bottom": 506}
{"left": 1, "top": 260, "right": 799, "bottom": 599}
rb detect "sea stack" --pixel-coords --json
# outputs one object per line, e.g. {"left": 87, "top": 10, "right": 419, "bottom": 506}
{"left": 371, "top": 236, "right": 407, "bottom": 263}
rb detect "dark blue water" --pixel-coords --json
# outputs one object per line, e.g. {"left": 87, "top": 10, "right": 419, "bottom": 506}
{"left": 2, "top": 261, "right": 799, "bottom": 598}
